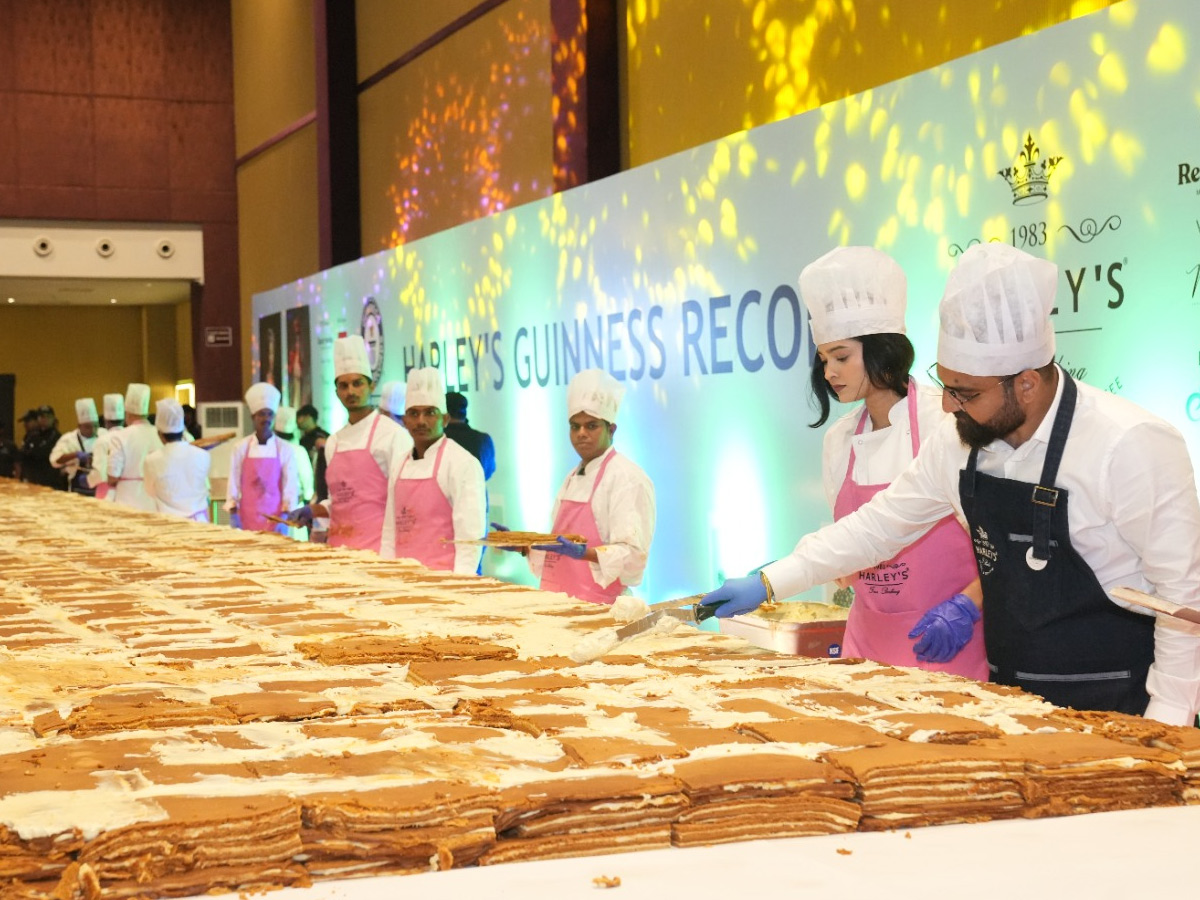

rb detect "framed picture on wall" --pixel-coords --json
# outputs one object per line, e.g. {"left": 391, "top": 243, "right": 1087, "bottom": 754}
{"left": 258, "top": 313, "right": 282, "bottom": 389}
{"left": 286, "top": 306, "right": 312, "bottom": 408}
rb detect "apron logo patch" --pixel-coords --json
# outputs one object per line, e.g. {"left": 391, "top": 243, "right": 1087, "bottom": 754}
{"left": 859, "top": 560, "right": 910, "bottom": 595}
{"left": 973, "top": 525, "right": 998, "bottom": 576}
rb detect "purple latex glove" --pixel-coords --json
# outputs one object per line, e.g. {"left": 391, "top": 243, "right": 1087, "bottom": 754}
{"left": 704, "top": 574, "right": 768, "bottom": 618}
{"left": 531, "top": 536, "right": 588, "bottom": 559}
{"left": 285, "top": 505, "right": 313, "bottom": 527}
{"left": 908, "top": 593, "right": 980, "bottom": 663}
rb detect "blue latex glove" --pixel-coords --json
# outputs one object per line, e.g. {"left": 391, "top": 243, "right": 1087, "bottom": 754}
{"left": 531, "top": 536, "right": 588, "bottom": 559}
{"left": 908, "top": 593, "right": 980, "bottom": 663}
{"left": 704, "top": 574, "right": 768, "bottom": 618}
{"left": 228, "top": 511, "right": 242, "bottom": 530}
{"left": 490, "top": 522, "right": 524, "bottom": 554}
{"left": 286, "top": 505, "right": 314, "bottom": 527}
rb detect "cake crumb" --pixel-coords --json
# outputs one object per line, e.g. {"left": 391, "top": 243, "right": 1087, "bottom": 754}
{"left": 836, "top": 848, "right": 852, "bottom": 856}
{"left": 593, "top": 875, "right": 621, "bottom": 888}
{"left": 905, "top": 831, "right": 912, "bottom": 839}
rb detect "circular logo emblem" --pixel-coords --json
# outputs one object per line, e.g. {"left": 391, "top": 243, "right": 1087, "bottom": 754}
{"left": 361, "top": 298, "right": 384, "bottom": 384}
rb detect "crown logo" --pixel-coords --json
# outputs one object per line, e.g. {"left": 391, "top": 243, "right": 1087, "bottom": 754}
{"left": 975, "top": 525, "right": 989, "bottom": 542}
{"left": 998, "top": 133, "right": 1062, "bottom": 205}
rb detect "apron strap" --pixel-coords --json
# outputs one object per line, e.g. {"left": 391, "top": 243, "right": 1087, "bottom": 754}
{"left": 962, "top": 447, "right": 980, "bottom": 499}
{"left": 586, "top": 450, "right": 618, "bottom": 503}
{"left": 1031, "top": 370, "right": 1076, "bottom": 562}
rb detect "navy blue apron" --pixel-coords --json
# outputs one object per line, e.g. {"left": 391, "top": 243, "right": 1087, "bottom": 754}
{"left": 958, "top": 372, "right": 1154, "bottom": 714}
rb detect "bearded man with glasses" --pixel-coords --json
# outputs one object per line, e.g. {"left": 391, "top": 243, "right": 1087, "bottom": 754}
{"left": 704, "top": 243, "right": 1200, "bottom": 726}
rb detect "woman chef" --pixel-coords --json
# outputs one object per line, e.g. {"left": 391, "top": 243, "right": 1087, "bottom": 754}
{"left": 802, "top": 246, "right": 986, "bottom": 677}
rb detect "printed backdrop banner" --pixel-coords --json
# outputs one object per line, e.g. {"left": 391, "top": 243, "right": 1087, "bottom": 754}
{"left": 255, "top": 0, "right": 1200, "bottom": 600}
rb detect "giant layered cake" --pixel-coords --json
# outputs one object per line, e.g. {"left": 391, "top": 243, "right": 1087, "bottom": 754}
{"left": 0, "top": 480, "right": 1197, "bottom": 898}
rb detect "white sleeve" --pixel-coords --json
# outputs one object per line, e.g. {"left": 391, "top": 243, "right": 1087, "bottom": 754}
{"left": 444, "top": 449, "right": 486, "bottom": 575}
{"left": 86, "top": 436, "right": 110, "bottom": 488}
{"left": 279, "top": 440, "right": 299, "bottom": 511}
{"left": 224, "top": 439, "right": 247, "bottom": 510}
{"left": 107, "top": 433, "right": 126, "bottom": 479}
{"left": 49, "top": 432, "right": 76, "bottom": 471}
{"left": 1104, "top": 421, "right": 1200, "bottom": 724}
{"left": 376, "top": 430, "right": 409, "bottom": 559}
{"left": 591, "top": 461, "right": 656, "bottom": 589}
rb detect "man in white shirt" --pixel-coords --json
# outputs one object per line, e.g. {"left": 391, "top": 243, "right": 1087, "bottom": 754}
{"left": 107, "top": 383, "right": 163, "bottom": 512}
{"left": 520, "top": 368, "right": 656, "bottom": 605}
{"left": 86, "top": 393, "right": 125, "bottom": 501}
{"left": 383, "top": 367, "right": 485, "bottom": 574}
{"left": 51, "top": 398, "right": 105, "bottom": 495}
{"left": 704, "top": 244, "right": 1200, "bottom": 725}
{"left": 225, "top": 382, "right": 299, "bottom": 535}
{"left": 144, "top": 399, "right": 211, "bottom": 520}
{"left": 286, "top": 336, "right": 413, "bottom": 552}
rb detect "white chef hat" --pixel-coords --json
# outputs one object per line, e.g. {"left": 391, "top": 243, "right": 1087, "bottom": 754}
{"left": 937, "top": 243, "right": 1058, "bottom": 376}
{"left": 568, "top": 368, "right": 624, "bottom": 422}
{"left": 274, "top": 405, "right": 297, "bottom": 434}
{"left": 404, "top": 368, "right": 445, "bottom": 412}
{"left": 244, "top": 382, "right": 281, "bottom": 415}
{"left": 155, "top": 398, "right": 184, "bottom": 434}
{"left": 800, "top": 246, "right": 907, "bottom": 345}
{"left": 125, "top": 383, "right": 151, "bottom": 416}
{"left": 74, "top": 398, "right": 98, "bottom": 424}
{"left": 378, "top": 381, "right": 405, "bottom": 415}
{"left": 103, "top": 393, "right": 125, "bottom": 421}
{"left": 334, "top": 335, "right": 372, "bottom": 380}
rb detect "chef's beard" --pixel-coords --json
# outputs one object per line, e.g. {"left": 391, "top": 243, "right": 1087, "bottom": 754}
{"left": 955, "top": 386, "right": 1026, "bottom": 449}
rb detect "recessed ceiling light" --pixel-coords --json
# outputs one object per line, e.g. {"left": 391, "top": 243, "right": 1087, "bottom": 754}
{"left": 6, "top": 297, "right": 14, "bottom": 304}
{"left": 110, "top": 298, "right": 117, "bottom": 304}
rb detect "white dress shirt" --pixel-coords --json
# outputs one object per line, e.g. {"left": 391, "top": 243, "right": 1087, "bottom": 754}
{"left": 528, "top": 447, "right": 656, "bottom": 590}
{"left": 821, "top": 381, "right": 951, "bottom": 506}
{"left": 381, "top": 435, "right": 487, "bottom": 573}
{"left": 143, "top": 442, "right": 212, "bottom": 519}
{"left": 763, "top": 367, "right": 1200, "bottom": 725}
{"left": 224, "top": 434, "right": 300, "bottom": 512}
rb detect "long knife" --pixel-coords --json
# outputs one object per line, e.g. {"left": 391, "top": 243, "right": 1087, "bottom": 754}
{"left": 613, "top": 596, "right": 720, "bottom": 641}
{"left": 1112, "top": 586, "right": 1200, "bottom": 626}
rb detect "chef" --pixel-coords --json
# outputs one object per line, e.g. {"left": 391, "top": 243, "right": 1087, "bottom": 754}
{"left": 383, "top": 367, "right": 485, "bottom": 574}
{"left": 86, "top": 393, "right": 125, "bottom": 500}
{"left": 143, "top": 398, "right": 212, "bottom": 521}
{"left": 225, "top": 382, "right": 299, "bottom": 535}
{"left": 51, "top": 398, "right": 105, "bottom": 496}
{"left": 704, "top": 243, "right": 1200, "bottom": 724}
{"left": 287, "top": 335, "right": 412, "bottom": 552}
{"left": 523, "top": 368, "right": 656, "bottom": 605}
{"left": 273, "top": 405, "right": 314, "bottom": 540}
{"left": 106, "top": 383, "right": 163, "bottom": 511}
{"left": 377, "top": 381, "right": 405, "bottom": 424}
{"left": 802, "top": 247, "right": 985, "bottom": 678}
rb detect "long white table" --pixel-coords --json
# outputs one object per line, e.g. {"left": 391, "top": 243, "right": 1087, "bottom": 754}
{"left": 271, "top": 804, "right": 1198, "bottom": 899}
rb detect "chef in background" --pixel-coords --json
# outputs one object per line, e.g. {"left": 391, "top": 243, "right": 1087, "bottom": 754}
{"left": 802, "top": 247, "right": 985, "bottom": 678}
{"left": 704, "top": 244, "right": 1200, "bottom": 724}
{"left": 51, "top": 398, "right": 105, "bottom": 496}
{"left": 143, "top": 398, "right": 211, "bottom": 521}
{"left": 273, "top": 405, "right": 314, "bottom": 540}
{"left": 226, "top": 382, "right": 299, "bottom": 535}
{"left": 503, "top": 368, "right": 655, "bottom": 605}
{"left": 377, "top": 381, "right": 406, "bottom": 425}
{"left": 286, "top": 336, "right": 413, "bottom": 552}
{"left": 383, "top": 367, "right": 485, "bottom": 574}
{"left": 107, "top": 383, "right": 162, "bottom": 511}
{"left": 87, "top": 393, "right": 125, "bottom": 500}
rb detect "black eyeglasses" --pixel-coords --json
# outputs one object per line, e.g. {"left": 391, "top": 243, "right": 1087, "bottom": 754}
{"left": 926, "top": 363, "right": 1017, "bottom": 411}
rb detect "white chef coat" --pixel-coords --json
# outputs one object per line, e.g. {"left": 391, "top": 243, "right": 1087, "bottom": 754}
{"left": 50, "top": 426, "right": 106, "bottom": 488}
{"left": 528, "top": 446, "right": 656, "bottom": 590}
{"left": 223, "top": 434, "right": 301, "bottom": 513}
{"left": 321, "top": 410, "right": 414, "bottom": 514}
{"left": 86, "top": 426, "right": 122, "bottom": 499}
{"left": 107, "top": 421, "right": 163, "bottom": 512}
{"left": 143, "top": 442, "right": 212, "bottom": 519}
{"left": 381, "top": 434, "right": 487, "bottom": 574}
{"left": 763, "top": 367, "right": 1200, "bottom": 725}
{"left": 821, "top": 381, "right": 950, "bottom": 507}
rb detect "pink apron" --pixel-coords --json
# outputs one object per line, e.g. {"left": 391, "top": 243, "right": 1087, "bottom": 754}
{"left": 239, "top": 437, "right": 287, "bottom": 534}
{"left": 540, "top": 451, "right": 623, "bottom": 606}
{"left": 326, "top": 414, "right": 388, "bottom": 551}
{"left": 392, "top": 439, "right": 456, "bottom": 571}
{"left": 834, "top": 382, "right": 987, "bottom": 678}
